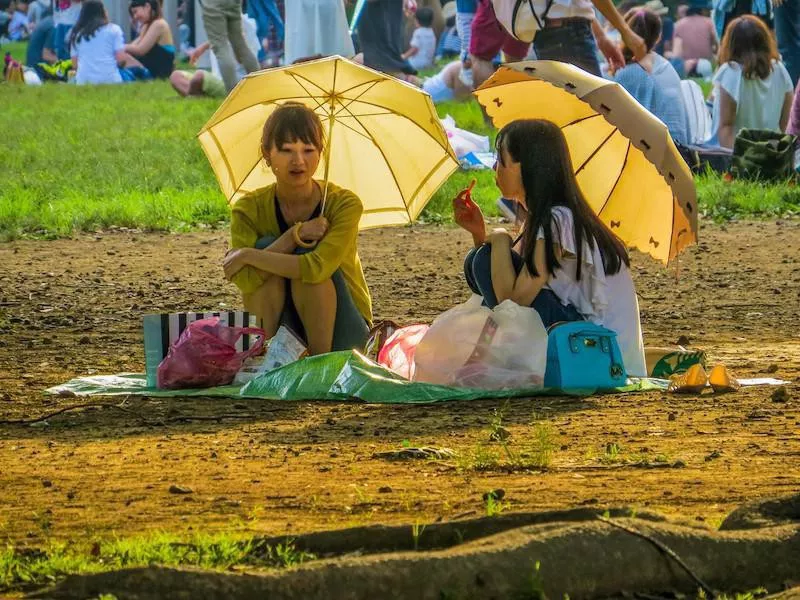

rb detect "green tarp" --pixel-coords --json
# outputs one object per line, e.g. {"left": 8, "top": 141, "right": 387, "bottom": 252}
{"left": 46, "top": 351, "right": 667, "bottom": 404}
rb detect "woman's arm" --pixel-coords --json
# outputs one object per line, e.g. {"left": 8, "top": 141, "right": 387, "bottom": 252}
{"left": 717, "top": 87, "right": 737, "bottom": 149}
{"left": 402, "top": 45, "right": 419, "bottom": 59}
{"left": 590, "top": 0, "right": 647, "bottom": 61}
{"left": 124, "top": 20, "right": 163, "bottom": 55}
{"left": 780, "top": 91, "right": 793, "bottom": 133}
{"left": 189, "top": 41, "right": 210, "bottom": 64}
{"left": 591, "top": 19, "right": 624, "bottom": 73}
{"left": 225, "top": 248, "right": 302, "bottom": 280}
{"left": 488, "top": 232, "right": 549, "bottom": 306}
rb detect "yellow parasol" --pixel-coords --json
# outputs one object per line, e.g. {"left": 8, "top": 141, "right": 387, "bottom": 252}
{"left": 474, "top": 60, "right": 697, "bottom": 264}
{"left": 198, "top": 55, "right": 459, "bottom": 229}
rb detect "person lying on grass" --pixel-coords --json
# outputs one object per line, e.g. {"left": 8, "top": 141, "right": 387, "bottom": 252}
{"left": 453, "top": 119, "right": 646, "bottom": 377}
{"left": 223, "top": 102, "right": 372, "bottom": 355}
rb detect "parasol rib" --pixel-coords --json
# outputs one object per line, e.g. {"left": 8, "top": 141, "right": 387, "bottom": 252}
{"left": 285, "top": 73, "right": 329, "bottom": 112}
{"left": 207, "top": 128, "right": 237, "bottom": 197}
{"left": 405, "top": 153, "right": 453, "bottom": 221}
{"left": 561, "top": 112, "right": 603, "bottom": 129}
{"left": 574, "top": 126, "right": 619, "bottom": 176}
{"left": 336, "top": 101, "right": 407, "bottom": 210}
{"left": 594, "top": 138, "right": 631, "bottom": 217}
{"left": 333, "top": 79, "right": 383, "bottom": 118}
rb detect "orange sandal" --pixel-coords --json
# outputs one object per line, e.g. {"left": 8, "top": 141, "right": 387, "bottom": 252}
{"left": 668, "top": 363, "right": 708, "bottom": 394}
{"left": 708, "top": 364, "right": 740, "bottom": 394}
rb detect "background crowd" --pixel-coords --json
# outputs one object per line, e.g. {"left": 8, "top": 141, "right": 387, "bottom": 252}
{"left": 2, "top": 0, "right": 800, "bottom": 151}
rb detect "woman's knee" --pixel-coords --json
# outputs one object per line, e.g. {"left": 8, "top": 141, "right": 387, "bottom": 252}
{"left": 243, "top": 276, "right": 285, "bottom": 308}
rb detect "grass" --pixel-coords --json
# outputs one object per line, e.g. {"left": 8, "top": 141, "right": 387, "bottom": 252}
{"left": 1, "top": 40, "right": 27, "bottom": 64}
{"left": 0, "top": 56, "right": 797, "bottom": 241}
{"left": 0, "top": 532, "right": 314, "bottom": 593}
{"left": 458, "top": 406, "right": 557, "bottom": 473}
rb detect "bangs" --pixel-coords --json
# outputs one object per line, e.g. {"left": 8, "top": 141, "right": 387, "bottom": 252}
{"left": 265, "top": 104, "right": 325, "bottom": 151}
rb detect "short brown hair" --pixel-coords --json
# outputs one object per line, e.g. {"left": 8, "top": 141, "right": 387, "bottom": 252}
{"left": 719, "top": 15, "right": 778, "bottom": 80}
{"left": 261, "top": 102, "right": 325, "bottom": 160}
{"left": 623, "top": 8, "right": 662, "bottom": 63}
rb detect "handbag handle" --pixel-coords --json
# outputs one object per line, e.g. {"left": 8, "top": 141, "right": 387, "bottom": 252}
{"left": 232, "top": 326, "right": 266, "bottom": 359}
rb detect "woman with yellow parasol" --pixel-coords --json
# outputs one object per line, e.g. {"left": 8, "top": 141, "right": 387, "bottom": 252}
{"left": 454, "top": 119, "right": 647, "bottom": 377}
{"left": 222, "top": 103, "right": 372, "bottom": 356}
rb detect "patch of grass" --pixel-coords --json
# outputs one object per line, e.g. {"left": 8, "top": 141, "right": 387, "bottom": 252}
{"left": 522, "top": 421, "right": 556, "bottom": 469}
{"left": 0, "top": 533, "right": 314, "bottom": 593}
{"left": 411, "top": 522, "right": 426, "bottom": 551}
{"left": 0, "top": 81, "right": 228, "bottom": 241}
{"left": 484, "top": 492, "right": 508, "bottom": 517}
{"left": 696, "top": 173, "right": 800, "bottom": 222}
{"left": 2, "top": 76, "right": 796, "bottom": 240}
{"left": 1, "top": 40, "right": 27, "bottom": 64}
{"left": 458, "top": 407, "right": 557, "bottom": 472}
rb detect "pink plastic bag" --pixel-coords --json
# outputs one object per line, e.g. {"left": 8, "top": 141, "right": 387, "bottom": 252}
{"left": 157, "top": 317, "right": 265, "bottom": 389}
{"left": 377, "top": 324, "right": 429, "bottom": 380}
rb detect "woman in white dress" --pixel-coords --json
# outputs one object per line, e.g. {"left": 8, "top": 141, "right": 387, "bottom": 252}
{"left": 284, "top": 0, "right": 355, "bottom": 64}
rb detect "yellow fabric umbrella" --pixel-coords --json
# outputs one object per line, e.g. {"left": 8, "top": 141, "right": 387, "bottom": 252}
{"left": 474, "top": 60, "right": 698, "bottom": 264}
{"left": 198, "top": 56, "right": 458, "bottom": 230}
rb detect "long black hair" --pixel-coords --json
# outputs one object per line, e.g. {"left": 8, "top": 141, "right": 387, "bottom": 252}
{"left": 68, "top": 0, "right": 108, "bottom": 47}
{"left": 497, "top": 119, "right": 630, "bottom": 280}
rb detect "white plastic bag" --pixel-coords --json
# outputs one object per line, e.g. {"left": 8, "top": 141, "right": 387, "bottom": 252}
{"left": 441, "top": 115, "right": 490, "bottom": 159}
{"left": 413, "top": 296, "right": 547, "bottom": 390}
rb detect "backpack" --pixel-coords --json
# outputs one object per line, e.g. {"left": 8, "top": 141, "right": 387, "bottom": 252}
{"left": 492, "top": 0, "right": 556, "bottom": 43}
{"left": 731, "top": 129, "right": 797, "bottom": 181}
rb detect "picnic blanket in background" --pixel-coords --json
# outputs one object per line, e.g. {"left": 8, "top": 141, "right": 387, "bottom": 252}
{"left": 47, "top": 351, "right": 667, "bottom": 404}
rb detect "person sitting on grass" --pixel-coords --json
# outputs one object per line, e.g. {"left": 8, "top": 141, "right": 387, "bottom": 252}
{"left": 223, "top": 102, "right": 373, "bottom": 355}
{"left": 68, "top": 0, "right": 126, "bottom": 85}
{"left": 123, "top": 0, "right": 175, "bottom": 79}
{"left": 709, "top": 15, "right": 794, "bottom": 149}
{"left": 612, "top": 8, "right": 689, "bottom": 146}
{"left": 453, "top": 119, "right": 646, "bottom": 377}
{"left": 8, "top": 0, "right": 29, "bottom": 40}
{"left": 403, "top": 6, "right": 436, "bottom": 72}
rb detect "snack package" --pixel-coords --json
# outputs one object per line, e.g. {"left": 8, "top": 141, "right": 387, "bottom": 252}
{"left": 233, "top": 326, "right": 308, "bottom": 384}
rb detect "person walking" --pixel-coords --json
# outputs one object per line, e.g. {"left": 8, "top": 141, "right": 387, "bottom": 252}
{"left": 201, "top": 0, "right": 260, "bottom": 91}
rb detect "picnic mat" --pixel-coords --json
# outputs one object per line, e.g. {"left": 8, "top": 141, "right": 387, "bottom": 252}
{"left": 47, "top": 351, "right": 668, "bottom": 404}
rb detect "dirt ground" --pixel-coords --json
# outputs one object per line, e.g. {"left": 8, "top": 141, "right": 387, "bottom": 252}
{"left": 0, "top": 219, "right": 799, "bottom": 549}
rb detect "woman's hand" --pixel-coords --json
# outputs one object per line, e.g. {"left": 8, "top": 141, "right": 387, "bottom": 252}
{"left": 597, "top": 35, "right": 625, "bottom": 73}
{"left": 299, "top": 216, "right": 329, "bottom": 242}
{"left": 223, "top": 248, "right": 252, "bottom": 280}
{"left": 453, "top": 183, "right": 486, "bottom": 246}
{"left": 620, "top": 27, "right": 647, "bottom": 62}
{"left": 592, "top": 20, "right": 624, "bottom": 73}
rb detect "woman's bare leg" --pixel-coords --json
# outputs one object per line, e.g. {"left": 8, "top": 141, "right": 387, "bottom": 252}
{"left": 188, "top": 71, "right": 206, "bottom": 95}
{"left": 243, "top": 276, "right": 285, "bottom": 338}
{"left": 118, "top": 52, "right": 144, "bottom": 68}
{"left": 291, "top": 278, "right": 336, "bottom": 355}
{"left": 170, "top": 71, "right": 191, "bottom": 96}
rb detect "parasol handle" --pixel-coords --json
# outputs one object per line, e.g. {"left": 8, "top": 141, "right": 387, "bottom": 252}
{"left": 320, "top": 108, "right": 336, "bottom": 214}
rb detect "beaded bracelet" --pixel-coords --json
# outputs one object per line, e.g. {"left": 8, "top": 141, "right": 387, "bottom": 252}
{"left": 292, "top": 222, "right": 316, "bottom": 249}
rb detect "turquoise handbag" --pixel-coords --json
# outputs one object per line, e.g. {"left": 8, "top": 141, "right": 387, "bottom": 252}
{"left": 544, "top": 322, "right": 627, "bottom": 391}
